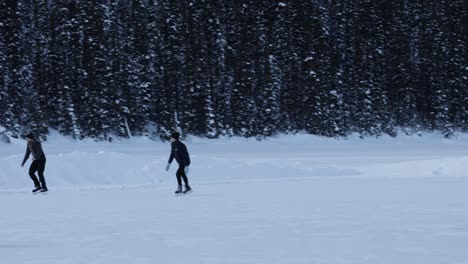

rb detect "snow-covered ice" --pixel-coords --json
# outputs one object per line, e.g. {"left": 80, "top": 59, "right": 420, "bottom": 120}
{"left": 1, "top": 132, "right": 468, "bottom": 264}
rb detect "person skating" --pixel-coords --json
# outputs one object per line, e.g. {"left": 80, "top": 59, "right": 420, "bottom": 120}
{"left": 21, "top": 133, "right": 48, "bottom": 193}
{"left": 166, "top": 132, "right": 191, "bottom": 195}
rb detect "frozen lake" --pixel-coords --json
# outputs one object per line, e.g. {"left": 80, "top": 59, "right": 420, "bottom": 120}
{"left": 1, "top": 133, "right": 467, "bottom": 263}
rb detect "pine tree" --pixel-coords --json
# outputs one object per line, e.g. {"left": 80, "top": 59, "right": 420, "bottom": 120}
{"left": 28, "top": 0, "right": 51, "bottom": 139}
{"left": 383, "top": 0, "right": 419, "bottom": 135}
{"left": 290, "top": 1, "right": 341, "bottom": 136}
{"left": 79, "top": 1, "right": 112, "bottom": 139}
{"left": 437, "top": 0, "right": 466, "bottom": 135}
{"left": 0, "top": 20, "right": 7, "bottom": 132}
{"left": 349, "top": 0, "right": 392, "bottom": 136}
{"left": 225, "top": 2, "right": 262, "bottom": 137}
{"left": 423, "top": 0, "right": 452, "bottom": 136}
{"left": 0, "top": 0, "right": 25, "bottom": 137}
{"left": 146, "top": 0, "right": 163, "bottom": 139}
{"left": 324, "top": 0, "right": 354, "bottom": 136}
{"left": 446, "top": 0, "right": 467, "bottom": 132}
{"left": 255, "top": 1, "right": 282, "bottom": 137}
{"left": 119, "top": 0, "right": 152, "bottom": 138}
{"left": 208, "top": 0, "right": 231, "bottom": 137}
{"left": 178, "top": 0, "right": 208, "bottom": 137}
{"left": 45, "top": 1, "right": 83, "bottom": 139}
{"left": 154, "top": 0, "right": 185, "bottom": 139}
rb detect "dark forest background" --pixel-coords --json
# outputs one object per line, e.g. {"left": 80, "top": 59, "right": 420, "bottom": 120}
{"left": 0, "top": 0, "right": 466, "bottom": 141}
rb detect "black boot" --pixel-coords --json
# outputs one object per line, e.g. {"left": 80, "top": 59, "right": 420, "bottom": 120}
{"left": 183, "top": 185, "right": 192, "bottom": 194}
{"left": 32, "top": 185, "right": 42, "bottom": 193}
{"left": 40, "top": 186, "right": 48, "bottom": 193}
{"left": 174, "top": 185, "right": 183, "bottom": 195}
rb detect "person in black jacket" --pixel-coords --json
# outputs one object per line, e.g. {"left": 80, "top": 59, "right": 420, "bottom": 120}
{"left": 21, "top": 133, "right": 48, "bottom": 193}
{"left": 166, "top": 132, "right": 191, "bottom": 194}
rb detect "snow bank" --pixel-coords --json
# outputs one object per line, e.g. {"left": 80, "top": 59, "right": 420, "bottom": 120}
{"left": 0, "top": 126, "right": 10, "bottom": 143}
{"left": 1, "top": 133, "right": 467, "bottom": 190}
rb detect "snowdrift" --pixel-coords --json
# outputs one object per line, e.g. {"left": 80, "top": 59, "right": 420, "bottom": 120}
{"left": 1, "top": 133, "right": 467, "bottom": 190}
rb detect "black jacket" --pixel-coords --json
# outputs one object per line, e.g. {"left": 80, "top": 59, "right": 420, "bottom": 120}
{"left": 22, "top": 140, "right": 46, "bottom": 165}
{"left": 168, "top": 140, "right": 191, "bottom": 166}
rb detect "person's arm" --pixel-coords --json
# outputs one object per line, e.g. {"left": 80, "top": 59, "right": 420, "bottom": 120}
{"left": 182, "top": 144, "right": 190, "bottom": 166}
{"left": 168, "top": 144, "right": 175, "bottom": 164}
{"left": 166, "top": 144, "right": 175, "bottom": 171}
{"left": 21, "top": 146, "right": 31, "bottom": 167}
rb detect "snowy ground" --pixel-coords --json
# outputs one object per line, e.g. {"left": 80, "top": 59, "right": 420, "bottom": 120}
{"left": 1, "top": 132, "right": 468, "bottom": 264}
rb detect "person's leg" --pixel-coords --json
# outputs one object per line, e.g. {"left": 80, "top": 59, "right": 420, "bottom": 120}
{"left": 178, "top": 165, "right": 190, "bottom": 194}
{"left": 177, "top": 165, "right": 189, "bottom": 186}
{"left": 28, "top": 161, "right": 40, "bottom": 187}
{"left": 181, "top": 168, "right": 189, "bottom": 187}
{"left": 176, "top": 166, "right": 183, "bottom": 186}
{"left": 37, "top": 159, "right": 47, "bottom": 189}
{"left": 174, "top": 166, "right": 184, "bottom": 194}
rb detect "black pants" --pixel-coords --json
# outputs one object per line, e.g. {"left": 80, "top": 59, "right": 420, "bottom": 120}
{"left": 29, "top": 159, "right": 47, "bottom": 188}
{"left": 176, "top": 165, "right": 189, "bottom": 186}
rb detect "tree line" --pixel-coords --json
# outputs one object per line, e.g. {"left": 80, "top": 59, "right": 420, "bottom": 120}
{"left": 0, "top": 0, "right": 466, "bottom": 141}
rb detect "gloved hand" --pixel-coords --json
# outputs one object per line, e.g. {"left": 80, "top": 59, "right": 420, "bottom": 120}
{"left": 166, "top": 163, "right": 171, "bottom": 171}
{"left": 184, "top": 166, "right": 189, "bottom": 175}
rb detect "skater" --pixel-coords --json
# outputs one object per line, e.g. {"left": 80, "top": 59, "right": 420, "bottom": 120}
{"left": 21, "top": 133, "right": 48, "bottom": 193}
{"left": 166, "top": 132, "right": 191, "bottom": 195}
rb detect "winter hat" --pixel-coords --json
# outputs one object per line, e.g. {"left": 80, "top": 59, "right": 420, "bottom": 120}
{"left": 25, "top": 133, "right": 35, "bottom": 140}
{"left": 170, "top": 132, "right": 180, "bottom": 140}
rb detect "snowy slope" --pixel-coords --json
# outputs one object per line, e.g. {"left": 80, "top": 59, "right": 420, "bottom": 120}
{"left": 1, "top": 132, "right": 467, "bottom": 189}
{"left": 1, "top": 133, "right": 468, "bottom": 264}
